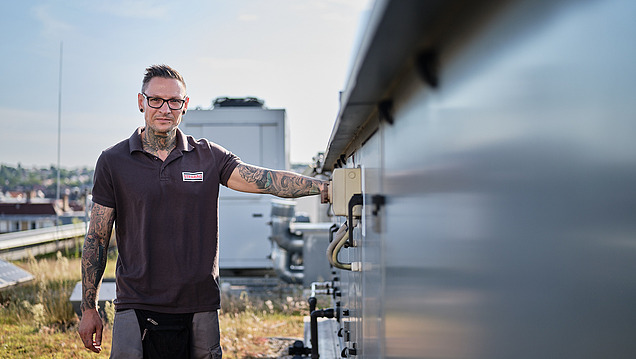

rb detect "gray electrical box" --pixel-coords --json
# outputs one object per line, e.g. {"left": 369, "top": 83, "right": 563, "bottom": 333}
{"left": 182, "top": 98, "right": 289, "bottom": 272}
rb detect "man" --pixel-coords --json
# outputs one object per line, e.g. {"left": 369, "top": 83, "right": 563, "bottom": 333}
{"left": 78, "top": 64, "right": 329, "bottom": 358}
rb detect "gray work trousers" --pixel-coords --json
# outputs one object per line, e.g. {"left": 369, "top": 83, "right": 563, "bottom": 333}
{"left": 109, "top": 309, "right": 222, "bottom": 359}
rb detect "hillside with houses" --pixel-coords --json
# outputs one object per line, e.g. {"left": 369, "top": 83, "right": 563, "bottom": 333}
{"left": 0, "top": 164, "right": 93, "bottom": 233}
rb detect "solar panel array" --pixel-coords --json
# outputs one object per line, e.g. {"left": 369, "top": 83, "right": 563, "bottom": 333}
{"left": 0, "top": 259, "right": 34, "bottom": 289}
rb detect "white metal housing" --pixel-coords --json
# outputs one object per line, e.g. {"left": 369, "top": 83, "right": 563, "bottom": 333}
{"left": 320, "top": 0, "right": 636, "bottom": 358}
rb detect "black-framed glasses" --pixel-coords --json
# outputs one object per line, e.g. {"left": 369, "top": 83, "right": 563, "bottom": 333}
{"left": 142, "top": 93, "right": 187, "bottom": 110}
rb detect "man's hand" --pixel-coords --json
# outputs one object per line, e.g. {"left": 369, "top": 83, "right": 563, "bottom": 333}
{"left": 320, "top": 182, "right": 330, "bottom": 203}
{"left": 78, "top": 308, "right": 103, "bottom": 353}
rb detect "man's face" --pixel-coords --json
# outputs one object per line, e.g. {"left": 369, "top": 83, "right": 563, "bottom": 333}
{"left": 138, "top": 77, "right": 189, "bottom": 136}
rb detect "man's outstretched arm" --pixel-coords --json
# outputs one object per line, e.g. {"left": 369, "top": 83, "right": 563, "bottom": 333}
{"left": 227, "top": 163, "right": 328, "bottom": 199}
{"left": 78, "top": 203, "right": 115, "bottom": 354}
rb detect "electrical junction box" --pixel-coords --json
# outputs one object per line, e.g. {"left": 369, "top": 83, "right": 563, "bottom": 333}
{"left": 329, "top": 168, "right": 362, "bottom": 217}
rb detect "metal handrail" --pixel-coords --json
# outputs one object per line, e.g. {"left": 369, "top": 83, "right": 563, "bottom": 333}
{"left": 0, "top": 222, "right": 88, "bottom": 251}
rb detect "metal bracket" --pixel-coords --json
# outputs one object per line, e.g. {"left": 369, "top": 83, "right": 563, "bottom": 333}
{"left": 371, "top": 194, "right": 386, "bottom": 233}
{"left": 416, "top": 49, "right": 439, "bottom": 88}
{"left": 371, "top": 195, "right": 385, "bottom": 217}
{"left": 378, "top": 100, "right": 394, "bottom": 125}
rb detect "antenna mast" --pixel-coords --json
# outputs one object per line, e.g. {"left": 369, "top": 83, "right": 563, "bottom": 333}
{"left": 56, "top": 42, "right": 63, "bottom": 225}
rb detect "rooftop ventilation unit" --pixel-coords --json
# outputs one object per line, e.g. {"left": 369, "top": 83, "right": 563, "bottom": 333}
{"left": 212, "top": 97, "right": 264, "bottom": 108}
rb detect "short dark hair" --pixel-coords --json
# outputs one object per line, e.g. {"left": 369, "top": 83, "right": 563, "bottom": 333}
{"left": 141, "top": 64, "right": 186, "bottom": 93}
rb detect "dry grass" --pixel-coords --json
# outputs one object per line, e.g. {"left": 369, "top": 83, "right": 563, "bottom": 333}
{"left": 0, "top": 324, "right": 113, "bottom": 358}
{"left": 0, "top": 252, "right": 81, "bottom": 328}
{"left": 219, "top": 291, "right": 306, "bottom": 358}
{"left": 0, "top": 252, "right": 306, "bottom": 358}
{"left": 220, "top": 312, "right": 303, "bottom": 359}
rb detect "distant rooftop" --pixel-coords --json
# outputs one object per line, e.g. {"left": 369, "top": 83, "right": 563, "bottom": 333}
{"left": 212, "top": 97, "right": 265, "bottom": 108}
{"left": 0, "top": 202, "right": 59, "bottom": 216}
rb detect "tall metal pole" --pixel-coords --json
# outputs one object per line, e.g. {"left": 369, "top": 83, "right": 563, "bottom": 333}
{"left": 56, "top": 42, "right": 63, "bottom": 226}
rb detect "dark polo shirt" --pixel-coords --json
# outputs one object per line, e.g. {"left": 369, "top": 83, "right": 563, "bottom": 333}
{"left": 92, "top": 127, "right": 241, "bottom": 313}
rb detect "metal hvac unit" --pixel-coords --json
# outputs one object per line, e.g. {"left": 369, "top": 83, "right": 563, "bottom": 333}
{"left": 291, "top": 0, "right": 636, "bottom": 358}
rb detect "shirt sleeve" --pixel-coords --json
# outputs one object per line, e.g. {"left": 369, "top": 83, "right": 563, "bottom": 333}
{"left": 208, "top": 142, "right": 241, "bottom": 187}
{"left": 91, "top": 151, "right": 116, "bottom": 208}
{"left": 220, "top": 152, "right": 241, "bottom": 187}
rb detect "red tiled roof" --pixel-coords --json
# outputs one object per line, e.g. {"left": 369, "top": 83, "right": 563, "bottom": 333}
{"left": 0, "top": 203, "right": 58, "bottom": 216}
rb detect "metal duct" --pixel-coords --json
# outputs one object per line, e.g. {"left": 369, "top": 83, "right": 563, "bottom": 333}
{"left": 269, "top": 201, "right": 304, "bottom": 252}
{"left": 269, "top": 200, "right": 303, "bottom": 284}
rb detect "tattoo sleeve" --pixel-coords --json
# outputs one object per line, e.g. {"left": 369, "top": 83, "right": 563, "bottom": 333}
{"left": 237, "top": 164, "right": 326, "bottom": 198}
{"left": 80, "top": 203, "right": 115, "bottom": 312}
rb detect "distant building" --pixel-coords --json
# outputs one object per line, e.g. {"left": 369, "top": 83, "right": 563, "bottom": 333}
{"left": 0, "top": 202, "right": 59, "bottom": 233}
{"left": 0, "top": 192, "right": 88, "bottom": 234}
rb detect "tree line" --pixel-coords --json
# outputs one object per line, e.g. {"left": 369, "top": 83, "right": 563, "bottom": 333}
{"left": 0, "top": 164, "right": 94, "bottom": 200}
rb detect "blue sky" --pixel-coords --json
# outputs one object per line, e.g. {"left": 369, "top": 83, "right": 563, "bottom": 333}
{"left": 0, "top": 0, "right": 371, "bottom": 168}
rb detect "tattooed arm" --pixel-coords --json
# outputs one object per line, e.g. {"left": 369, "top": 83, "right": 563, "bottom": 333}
{"left": 78, "top": 203, "right": 115, "bottom": 353}
{"left": 228, "top": 163, "right": 329, "bottom": 200}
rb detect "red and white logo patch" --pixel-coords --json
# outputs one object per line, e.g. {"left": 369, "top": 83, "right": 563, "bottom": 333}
{"left": 182, "top": 171, "right": 204, "bottom": 182}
